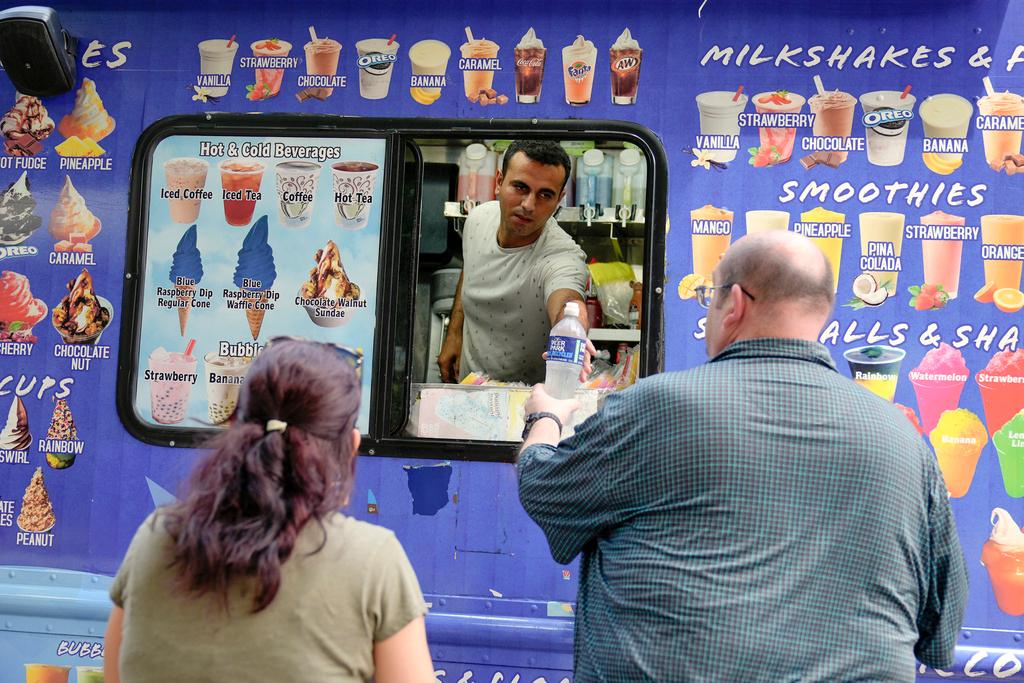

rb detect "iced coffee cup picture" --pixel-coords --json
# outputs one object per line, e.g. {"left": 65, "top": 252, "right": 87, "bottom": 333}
{"left": 844, "top": 345, "right": 905, "bottom": 402}
{"left": 808, "top": 77, "right": 856, "bottom": 164}
{"left": 275, "top": 160, "right": 320, "bottom": 227}
{"left": 356, "top": 37, "right": 400, "bottom": 100}
{"left": 981, "top": 508, "right": 1024, "bottom": 615}
{"left": 919, "top": 93, "right": 973, "bottom": 168}
{"left": 164, "top": 157, "right": 209, "bottom": 224}
{"left": 204, "top": 352, "right": 253, "bottom": 424}
{"left": 219, "top": 159, "right": 265, "bottom": 227}
{"left": 198, "top": 38, "right": 239, "bottom": 98}
{"left": 514, "top": 27, "right": 545, "bottom": 104}
{"left": 919, "top": 211, "right": 965, "bottom": 299}
{"left": 858, "top": 212, "right": 905, "bottom": 293}
{"left": 332, "top": 161, "right": 379, "bottom": 229}
{"left": 562, "top": 35, "right": 597, "bottom": 106}
{"left": 690, "top": 204, "right": 733, "bottom": 278}
{"left": 695, "top": 90, "right": 748, "bottom": 163}
{"left": 248, "top": 38, "right": 292, "bottom": 100}
{"left": 859, "top": 89, "right": 916, "bottom": 167}
{"left": 304, "top": 26, "right": 342, "bottom": 97}
{"left": 408, "top": 39, "right": 451, "bottom": 105}
{"left": 978, "top": 77, "right": 1024, "bottom": 172}
{"left": 751, "top": 90, "right": 805, "bottom": 165}
{"left": 609, "top": 28, "right": 641, "bottom": 105}
{"left": 460, "top": 27, "right": 499, "bottom": 102}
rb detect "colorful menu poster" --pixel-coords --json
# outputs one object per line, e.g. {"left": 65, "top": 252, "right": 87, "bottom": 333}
{"left": 129, "top": 134, "right": 385, "bottom": 434}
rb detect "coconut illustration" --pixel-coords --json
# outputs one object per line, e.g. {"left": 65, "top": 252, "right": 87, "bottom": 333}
{"left": 853, "top": 272, "right": 888, "bottom": 307}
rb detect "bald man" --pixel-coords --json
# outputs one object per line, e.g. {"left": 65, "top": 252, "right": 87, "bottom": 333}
{"left": 517, "top": 232, "right": 967, "bottom": 682}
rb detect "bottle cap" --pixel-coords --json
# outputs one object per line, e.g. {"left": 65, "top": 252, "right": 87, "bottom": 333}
{"left": 619, "top": 148, "right": 641, "bottom": 166}
{"left": 564, "top": 301, "right": 580, "bottom": 317}
{"left": 582, "top": 149, "right": 605, "bottom": 167}
{"left": 466, "top": 143, "right": 488, "bottom": 160}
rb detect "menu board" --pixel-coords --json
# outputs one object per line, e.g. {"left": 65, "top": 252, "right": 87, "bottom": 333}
{"left": 127, "top": 134, "right": 386, "bottom": 436}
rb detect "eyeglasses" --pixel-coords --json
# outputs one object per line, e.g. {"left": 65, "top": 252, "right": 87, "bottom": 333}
{"left": 266, "top": 336, "right": 364, "bottom": 382}
{"left": 694, "top": 284, "right": 757, "bottom": 309}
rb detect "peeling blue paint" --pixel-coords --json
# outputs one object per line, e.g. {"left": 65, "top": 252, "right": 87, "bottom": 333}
{"left": 403, "top": 462, "right": 453, "bottom": 515}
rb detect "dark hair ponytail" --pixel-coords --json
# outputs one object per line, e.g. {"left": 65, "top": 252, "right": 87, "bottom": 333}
{"left": 163, "top": 341, "right": 360, "bottom": 612}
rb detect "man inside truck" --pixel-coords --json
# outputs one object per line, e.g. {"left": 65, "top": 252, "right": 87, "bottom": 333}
{"left": 517, "top": 231, "right": 968, "bottom": 681}
{"left": 437, "top": 140, "right": 593, "bottom": 384}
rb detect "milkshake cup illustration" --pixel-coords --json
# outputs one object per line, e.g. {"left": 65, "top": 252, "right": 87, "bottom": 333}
{"left": 408, "top": 39, "right": 451, "bottom": 101}
{"left": 233, "top": 216, "right": 277, "bottom": 340}
{"left": 909, "top": 343, "right": 969, "bottom": 434}
{"left": 356, "top": 37, "right": 400, "bottom": 100}
{"left": 163, "top": 157, "right": 209, "bottom": 224}
{"left": 859, "top": 212, "right": 904, "bottom": 293}
{"left": 808, "top": 83, "right": 857, "bottom": 163}
{"left": 919, "top": 211, "right": 965, "bottom": 299}
{"left": 250, "top": 38, "right": 292, "bottom": 99}
{"left": 198, "top": 38, "right": 238, "bottom": 98}
{"left": 204, "top": 352, "right": 254, "bottom": 424}
{"left": 148, "top": 343, "right": 198, "bottom": 425}
{"left": 745, "top": 210, "right": 789, "bottom": 234}
{"left": 304, "top": 27, "right": 342, "bottom": 97}
{"left": 169, "top": 224, "right": 203, "bottom": 336}
{"left": 24, "top": 664, "right": 71, "bottom": 683}
{"left": 562, "top": 35, "right": 597, "bottom": 106}
{"left": 919, "top": 93, "right": 973, "bottom": 163}
{"left": 799, "top": 207, "right": 845, "bottom": 292}
{"left": 695, "top": 90, "right": 748, "bottom": 163}
{"left": 460, "top": 27, "right": 499, "bottom": 101}
{"left": 976, "top": 349, "right": 1024, "bottom": 437}
{"left": 752, "top": 90, "right": 805, "bottom": 165}
{"left": 275, "top": 160, "right": 320, "bottom": 227}
{"left": 930, "top": 408, "right": 987, "bottom": 498}
{"left": 843, "top": 345, "right": 905, "bottom": 402}
{"left": 978, "top": 81, "right": 1024, "bottom": 171}
{"left": 981, "top": 508, "right": 1024, "bottom": 615}
{"left": 859, "top": 89, "right": 916, "bottom": 167}
{"left": 332, "top": 161, "right": 379, "bottom": 229}
{"left": 690, "top": 204, "right": 733, "bottom": 278}
{"left": 609, "top": 28, "right": 641, "bottom": 105}
{"left": 514, "top": 27, "right": 545, "bottom": 104}
{"left": 993, "top": 410, "right": 1024, "bottom": 498}
{"left": 980, "top": 214, "right": 1024, "bottom": 291}
{"left": 219, "top": 159, "right": 265, "bottom": 227}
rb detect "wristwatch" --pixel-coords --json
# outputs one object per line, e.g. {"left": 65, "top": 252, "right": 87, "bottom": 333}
{"left": 522, "top": 412, "right": 564, "bottom": 440}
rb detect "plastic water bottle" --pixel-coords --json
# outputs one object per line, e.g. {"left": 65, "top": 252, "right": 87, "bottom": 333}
{"left": 545, "top": 301, "right": 587, "bottom": 399}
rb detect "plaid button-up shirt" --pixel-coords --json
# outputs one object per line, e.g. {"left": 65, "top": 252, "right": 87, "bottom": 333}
{"left": 519, "top": 338, "right": 967, "bottom": 682}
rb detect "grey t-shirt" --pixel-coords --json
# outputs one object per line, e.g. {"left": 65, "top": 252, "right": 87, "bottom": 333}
{"left": 460, "top": 200, "right": 587, "bottom": 383}
{"left": 110, "top": 511, "right": 427, "bottom": 683}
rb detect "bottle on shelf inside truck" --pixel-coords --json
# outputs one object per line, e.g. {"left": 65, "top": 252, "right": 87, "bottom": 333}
{"left": 544, "top": 301, "right": 587, "bottom": 399}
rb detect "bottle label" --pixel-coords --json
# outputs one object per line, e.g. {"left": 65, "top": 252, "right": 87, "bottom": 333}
{"left": 547, "top": 335, "right": 585, "bottom": 365}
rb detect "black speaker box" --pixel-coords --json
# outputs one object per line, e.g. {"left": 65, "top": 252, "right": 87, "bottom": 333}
{"left": 0, "top": 6, "right": 76, "bottom": 97}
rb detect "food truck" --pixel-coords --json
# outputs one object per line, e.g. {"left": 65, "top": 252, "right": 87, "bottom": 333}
{"left": 0, "top": 0, "right": 1022, "bottom": 679}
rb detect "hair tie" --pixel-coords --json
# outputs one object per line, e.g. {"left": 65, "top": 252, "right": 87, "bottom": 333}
{"left": 265, "top": 419, "right": 288, "bottom": 433}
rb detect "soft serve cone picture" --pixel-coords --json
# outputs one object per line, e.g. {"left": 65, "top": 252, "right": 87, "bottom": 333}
{"left": 57, "top": 78, "right": 115, "bottom": 144}
{"left": 298, "top": 240, "right": 362, "bottom": 327}
{"left": 51, "top": 269, "right": 113, "bottom": 345}
{"left": 45, "top": 398, "right": 80, "bottom": 470}
{"left": 0, "top": 171, "right": 43, "bottom": 245}
{"left": 929, "top": 408, "right": 988, "bottom": 498}
{"left": 49, "top": 176, "right": 101, "bottom": 254}
{"left": 0, "top": 395, "right": 31, "bottom": 452}
{"left": 0, "top": 270, "right": 47, "bottom": 344}
{"left": 169, "top": 225, "right": 203, "bottom": 336}
{"left": 2, "top": 93, "right": 54, "bottom": 156}
{"left": 17, "top": 467, "right": 55, "bottom": 533}
{"left": 981, "top": 508, "right": 1024, "bottom": 615}
{"left": 232, "top": 215, "right": 276, "bottom": 340}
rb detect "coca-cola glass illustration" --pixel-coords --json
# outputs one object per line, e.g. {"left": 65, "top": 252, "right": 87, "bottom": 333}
{"left": 515, "top": 47, "right": 546, "bottom": 103}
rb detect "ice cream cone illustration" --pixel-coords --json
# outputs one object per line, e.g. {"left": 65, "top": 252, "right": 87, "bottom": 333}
{"left": 58, "top": 78, "right": 115, "bottom": 142}
{"left": 50, "top": 176, "right": 101, "bottom": 254}
{"left": 0, "top": 172, "right": 42, "bottom": 245}
{"left": 0, "top": 270, "right": 46, "bottom": 343}
{"left": 232, "top": 216, "right": 276, "bottom": 340}
{"left": 2, "top": 93, "right": 54, "bottom": 156}
{"left": 17, "top": 466, "right": 55, "bottom": 533}
{"left": 45, "top": 397, "right": 79, "bottom": 469}
{"left": 169, "top": 225, "right": 203, "bottom": 337}
{"left": 929, "top": 408, "right": 988, "bottom": 498}
{"left": 0, "top": 395, "right": 31, "bottom": 451}
{"left": 981, "top": 507, "right": 1024, "bottom": 615}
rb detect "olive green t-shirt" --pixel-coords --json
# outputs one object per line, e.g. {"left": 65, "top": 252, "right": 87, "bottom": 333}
{"left": 110, "top": 511, "right": 427, "bottom": 682}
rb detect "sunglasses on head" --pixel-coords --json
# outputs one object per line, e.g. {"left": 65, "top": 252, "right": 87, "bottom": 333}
{"left": 266, "top": 336, "right": 364, "bottom": 382}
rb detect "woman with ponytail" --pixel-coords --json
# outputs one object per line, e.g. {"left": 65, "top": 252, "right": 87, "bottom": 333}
{"left": 103, "top": 340, "right": 433, "bottom": 682}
